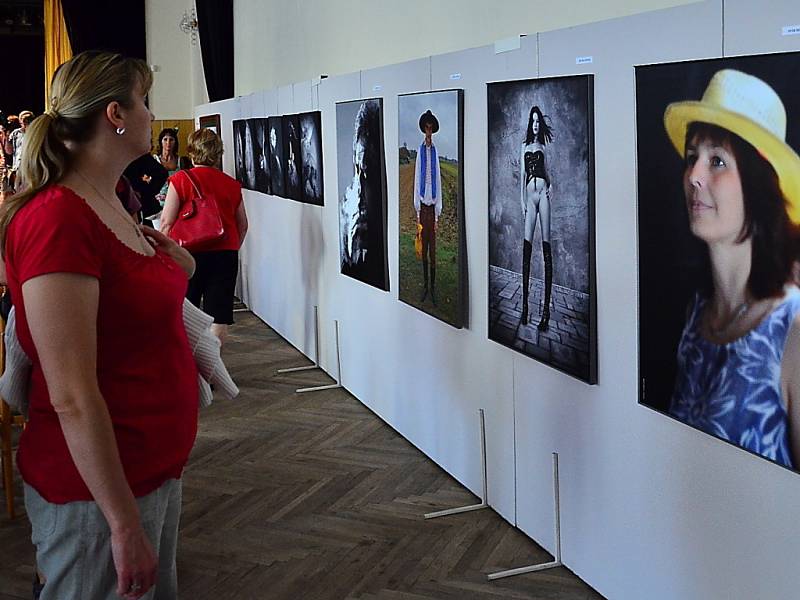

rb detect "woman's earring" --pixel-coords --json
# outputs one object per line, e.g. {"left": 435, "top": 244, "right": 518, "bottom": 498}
{"left": 115, "top": 127, "right": 126, "bottom": 136}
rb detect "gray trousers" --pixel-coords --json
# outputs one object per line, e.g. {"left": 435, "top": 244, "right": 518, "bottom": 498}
{"left": 25, "top": 478, "right": 182, "bottom": 600}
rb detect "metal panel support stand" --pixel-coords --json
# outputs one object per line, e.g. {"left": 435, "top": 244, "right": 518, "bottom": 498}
{"left": 425, "top": 409, "right": 489, "bottom": 519}
{"left": 296, "top": 319, "right": 343, "bottom": 394}
{"left": 277, "top": 306, "right": 321, "bottom": 374}
{"left": 488, "top": 452, "right": 562, "bottom": 580}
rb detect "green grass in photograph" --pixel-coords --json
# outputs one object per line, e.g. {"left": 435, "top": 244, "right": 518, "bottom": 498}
{"left": 398, "top": 232, "right": 460, "bottom": 326}
{"left": 398, "top": 152, "right": 462, "bottom": 326}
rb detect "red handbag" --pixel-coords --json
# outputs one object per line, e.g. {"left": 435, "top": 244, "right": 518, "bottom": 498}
{"left": 168, "top": 169, "right": 225, "bottom": 252}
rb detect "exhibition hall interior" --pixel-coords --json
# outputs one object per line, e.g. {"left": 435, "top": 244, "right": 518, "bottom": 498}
{"left": 2, "top": 0, "right": 800, "bottom": 598}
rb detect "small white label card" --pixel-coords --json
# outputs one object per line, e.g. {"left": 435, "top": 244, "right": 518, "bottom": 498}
{"left": 782, "top": 25, "right": 800, "bottom": 36}
{"left": 449, "top": 73, "right": 462, "bottom": 81}
{"left": 576, "top": 56, "right": 593, "bottom": 65}
{"left": 372, "top": 84, "right": 382, "bottom": 92}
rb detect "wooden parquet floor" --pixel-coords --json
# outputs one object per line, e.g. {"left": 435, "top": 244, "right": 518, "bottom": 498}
{"left": 0, "top": 311, "right": 604, "bottom": 600}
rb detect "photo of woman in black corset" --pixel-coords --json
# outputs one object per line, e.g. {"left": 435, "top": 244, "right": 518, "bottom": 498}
{"left": 520, "top": 106, "right": 554, "bottom": 330}
{"left": 488, "top": 75, "right": 596, "bottom": 383}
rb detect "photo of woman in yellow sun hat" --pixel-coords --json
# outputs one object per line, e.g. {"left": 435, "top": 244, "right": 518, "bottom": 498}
{"left": 636, "top": 52, "right": 800, "bottom": 472}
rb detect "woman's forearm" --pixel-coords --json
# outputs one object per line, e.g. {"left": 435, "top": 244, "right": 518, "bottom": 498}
{"left": 160, "top": 183, "right": 181, "bottom": 234}
{"left": 56, "top": 391, "right": 141, "bottom": 533}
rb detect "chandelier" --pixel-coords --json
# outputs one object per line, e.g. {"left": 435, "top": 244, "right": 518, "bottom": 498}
{"left": 178, "top": 8, "right": 198, "bottom": 45}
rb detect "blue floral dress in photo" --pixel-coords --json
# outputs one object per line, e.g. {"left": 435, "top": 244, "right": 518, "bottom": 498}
{"left": 669, "top": 286, "right": 800, "bottom": 469}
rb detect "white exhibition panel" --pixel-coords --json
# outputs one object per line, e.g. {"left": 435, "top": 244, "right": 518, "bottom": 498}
{"left": 240, "top": 78, "right": 326, "bottom": 360}
{"left": 263, "top": 88, "right": 279, "bottom": 119}
{"left": 425, "top": 39, "right": 541, "bottom": 523}
{"left": 195, "top": 1, "right": 800, "bottom": 598}
{"left": 292, "top": 80, "right": 314, "bottom": 113}
{"left": 356, "top": 56, "right": 519, "bottom": 521}
{"left": 724, "top": 0, "right": 800, "bottom": 56}
{"left": 515, "top": 3, "right": 726, "bottom": 598}
{"left": 512, "top": 1, "right": 800, "bottom": 599}
{"left": 276, "top": 84, "right": 293, "bottom": 115}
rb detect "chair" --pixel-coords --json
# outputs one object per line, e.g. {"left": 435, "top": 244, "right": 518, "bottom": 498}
{"left": 0, "top": 291, "right": 24, "bottom": 519}
{"left": 0, "top": 401, "right": 24, "bottom": 519}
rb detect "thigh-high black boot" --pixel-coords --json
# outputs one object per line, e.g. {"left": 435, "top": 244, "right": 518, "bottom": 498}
{"left": 538, "top": 241, "right": 552, "bottom": 331}
{"left": 521, "top": 240, "right": 532, "bottom": 324}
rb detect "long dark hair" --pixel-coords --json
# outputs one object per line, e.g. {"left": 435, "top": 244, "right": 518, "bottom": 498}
{"left": 156, "top": 127, "right": 179, "bottom": 156}
{"left": 686, "top": 122, "right": 800, "bottom": 299}
{"left": 524, "top": 105, "right": 553, "bottom": 145}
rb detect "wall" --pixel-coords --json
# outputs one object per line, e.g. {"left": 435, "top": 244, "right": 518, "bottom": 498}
{"left": 197, "top": 1, "right": 800, "bottom": 598}
{"left": 146, "top": 0, "right": 208, "bottom": 120}
{"left": 233, "top": 0, "right": 697, "bottom": 94}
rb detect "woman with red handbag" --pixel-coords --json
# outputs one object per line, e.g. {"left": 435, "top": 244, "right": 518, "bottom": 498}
{"left": 161, "top": 128, "right": 248, "bottom": 346}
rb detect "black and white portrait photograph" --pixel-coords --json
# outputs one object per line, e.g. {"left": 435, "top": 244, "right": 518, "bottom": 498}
{"left": 637, "top": 52, "right": 800, "bottom": 472}
{"left": 268, "top": 116, "right": 286, "bottom": 197}
{"left": 336, "top": 98, "right": 389, "bottom": 291}
{"left": 398, "top": 90, "right": 464, "bottom": 327}
{"left": 487, "top": 75, "right": 596, "bottom": 383}
{"left": 242, "top": 118, "right": 257, "bottom": 191}
{"left": 283, "top": 114, "right": 302, "bottom": 201}
{"left": 232, "top": 119, "right": 246, "bottom": 186}
{"left": 299, "top": 111, "right": 324, "bottom": 206}
{"left": 252, "top": 117, "right": 271, "bottom": 195}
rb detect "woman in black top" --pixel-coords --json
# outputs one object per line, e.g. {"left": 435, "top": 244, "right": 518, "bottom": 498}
{"left": 520, "top": 105, "right": 554, "bottom": 330}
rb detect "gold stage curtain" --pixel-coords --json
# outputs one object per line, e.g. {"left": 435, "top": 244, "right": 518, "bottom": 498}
{"left": 44, "top": 0, "right": 73, "bottom": 107}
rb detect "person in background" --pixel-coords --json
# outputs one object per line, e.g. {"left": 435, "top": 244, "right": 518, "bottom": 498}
{"left": 5, "top": 110, "right": 33, "bottom": 193}
{"left": 123, "top": 153, "right": 169, "bottom": 226}
{"left": 161, "top": 128, "right": 248, "bottom": 346}
{"left": 2, "top": 115, "right": 19, "bottom": 181}
{"left": 151, "top": 128, "right": 189, "bottom": 226}
{"left": 0, "top": 50, "right": 198, "bottom": 599}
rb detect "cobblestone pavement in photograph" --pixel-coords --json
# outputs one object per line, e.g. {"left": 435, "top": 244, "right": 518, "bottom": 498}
{"left": 489, "top": 265, "right": 590, "bottom": 379}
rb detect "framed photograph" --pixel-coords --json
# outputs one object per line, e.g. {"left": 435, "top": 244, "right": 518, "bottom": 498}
{"left": 241, "top": 119, "right": 257, "bottom": 191}
{"left": 636, "top": 52, "right": 800, "bottom": 472}
{"left": 282, "top": 114, "right": 302, "bottom": 201}
{"left": 487, "top": 75, "right": 597, "bottom": 383}
{"left": 299, "top": 111, "right": 324, "bottom": 206}
{"left": 252, "top": 118, "right": 271, "bottom": 195}
{"left": 198, "top": 113, "right": 221, "bottom": 134}
{"left": 232, "top": 119, "right": 247, "bottom": 186}
{"left": 267, "top": 116, "right": 286, "bottom": 198}
{"left": 397, "top": 89, "right": 465, "bottom": 328}
{"left": 335, "top": 98, "right": 389, "bottom": 291}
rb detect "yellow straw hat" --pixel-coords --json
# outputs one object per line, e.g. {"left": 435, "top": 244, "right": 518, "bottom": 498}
{"left": 663, "top": 68, "right": 800, "bottom": 223}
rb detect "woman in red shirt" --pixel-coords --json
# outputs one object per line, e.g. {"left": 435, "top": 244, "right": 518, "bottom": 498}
{"left": 0, "top": 52, "right": 198, "bottom": 599}
{"left": 161, "top": 128, "right": 248, "bottom": 346}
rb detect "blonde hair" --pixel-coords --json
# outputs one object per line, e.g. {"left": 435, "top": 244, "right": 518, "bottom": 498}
{"left": 0, "top": 51, "right": 152, "bottom": 251}
{"left": 187, "top": 128, "right": 223, "bottom": 166}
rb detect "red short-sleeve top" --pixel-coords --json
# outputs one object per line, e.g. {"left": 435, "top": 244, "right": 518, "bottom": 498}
{"left": 169, "top": 167, "right": 243, "bottom": 252}
{"left": 5, "top": 185, "right": 199, "bottom": 503}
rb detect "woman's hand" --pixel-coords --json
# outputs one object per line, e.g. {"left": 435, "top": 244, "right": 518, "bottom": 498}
{"left": 140, "top": 225, "right": 195, "bottom": 278}
{"left": 546, "top": 184, "right": 552, "bottom": 202}
{"left": 111, "top": 524, "right": 158, "bottom": 599}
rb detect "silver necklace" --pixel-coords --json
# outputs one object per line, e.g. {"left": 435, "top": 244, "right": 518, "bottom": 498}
{"left": 707, "top": 300, "right": 749, "bottom": 338}
{"left": 74, "top": 170, "right": 151, "bottom": 254}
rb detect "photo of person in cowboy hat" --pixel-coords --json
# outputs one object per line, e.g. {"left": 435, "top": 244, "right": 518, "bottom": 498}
{"left": 398, "top": 90, "right": 464, "bottom": 328}
{"left": 414, "top": 109, "right": 443, "bottom": 305}
{"left": 637, "top": 55, "right": 800, "bottom": 471}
